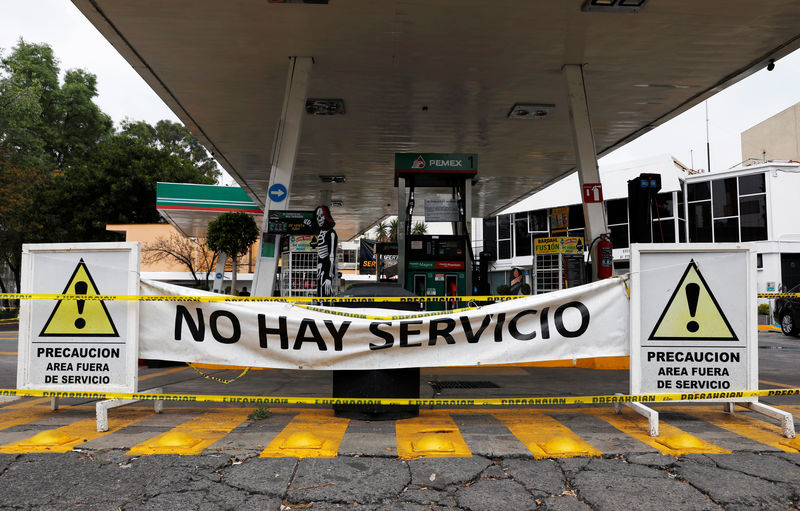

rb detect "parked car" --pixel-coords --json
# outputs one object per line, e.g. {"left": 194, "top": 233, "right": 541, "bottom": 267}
{"left": 774, "top": 283, "right": 800, "bottom": 336}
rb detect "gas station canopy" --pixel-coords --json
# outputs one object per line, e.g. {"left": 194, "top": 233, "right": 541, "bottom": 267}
{"left": 74, "top": 0, "right": 800, "bottom": 239}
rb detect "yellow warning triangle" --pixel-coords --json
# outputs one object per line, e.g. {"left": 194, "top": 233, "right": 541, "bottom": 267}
{"left": 39, "top": 259, "right": 119, "bottom": 337}
{"left": 648, "top": 260, "right": 737, "bottom": 341}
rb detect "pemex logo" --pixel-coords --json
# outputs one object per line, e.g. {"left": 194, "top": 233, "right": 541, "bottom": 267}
{"left": 412, "top": 156, "right": 426, "bottom": 169}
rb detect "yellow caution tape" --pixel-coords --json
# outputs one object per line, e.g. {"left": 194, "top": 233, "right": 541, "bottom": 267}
{"left": 1, "top": 387, "right": 798, "bottom": 407}
{"left": 295, "top": 303, "right": 478, "bottom": 320}
{"left": 186, "top": 363, "right": 251, "bottom": 384}
{"left": 1, "top": 291, "right": 794, "bottom": 304}
{"left": 0, "top": 292, "right": 517, "bottom": 303}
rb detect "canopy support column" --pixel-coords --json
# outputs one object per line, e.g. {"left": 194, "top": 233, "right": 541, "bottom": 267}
{"left": 563, "top": 64, "right": 608, "bottom": 280}
{"left": 252, "top": 56, "right": 312, "bottom": 296}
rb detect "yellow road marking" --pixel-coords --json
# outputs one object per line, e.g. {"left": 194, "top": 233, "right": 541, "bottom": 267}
{"left": 0, "top": 352, "right": 16, "bottom": 356}
{"left": 493, "top": 411, "right": 602, "bottom": 458}
{"left": 127, "top": 408, "right": 252, "bottom": 456}
{"left": 0, "top": 398, "right": 52, "bottom": 410}
{"left": 395, "top": 410, "right": 471, "bottom": 459}
{"left": 0, "top": 408, "right": 152, "bottom": 453}
{"left": 759, "top": 379, "right": 797, "bottom": 389}
{"left": 0, "top": 405, "right": 59, "bottom": 430}
{"left": 668, "top": 406, "right": 799, "bottom": 453}
{"left": 260, "top": 409, "right": 349, "bottom": 458}
{"left": 138, "top": 365, "right": 190, "bottom": 381}
{"left": 585, "top": 408, "right": 730, "bottom": 455}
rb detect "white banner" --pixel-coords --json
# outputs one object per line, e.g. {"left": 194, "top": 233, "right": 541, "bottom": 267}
{"left": 139, "top": 278, "right": 629, "bottom": 370}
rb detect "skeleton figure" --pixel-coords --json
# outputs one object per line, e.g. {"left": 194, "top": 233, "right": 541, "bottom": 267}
{"left": 314, "top": 205, "right": 338, "bottom": 297}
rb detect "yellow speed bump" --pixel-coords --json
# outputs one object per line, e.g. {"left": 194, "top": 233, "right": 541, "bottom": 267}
{"left": 780, "top": 438, "right": 800, "bottom": 451}
{"left": 396, "top": 411, "right": 471, "bottom": 459}
{"left": 493, "top": 411, "right": 601, "bottom": 459}
{"left": 655, "top": 432, "right": 709, "bottom": 450}
{"left": 127, "top": 408, "right": 251, "bottom": 456}
{"left": 19, "top": 430, "right": 78, "bottom": 447}
{"left": 0, "top": 408, "right": 152, "bottom": 454}
{"left": 261, "top": 410, "right": 349, "bottom": 458}
{"left": 149, "top": 431, "right": 201, "bottom": 449}
{"left": 585, "top": 408, "right": 730, "bottom": 456}
{"left": 676, "top": 406, "right": 799, "bottom": 453}
{"left": 412, "top": 434, "right": 456, "bottom": 454}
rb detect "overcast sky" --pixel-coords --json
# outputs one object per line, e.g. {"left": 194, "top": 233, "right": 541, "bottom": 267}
{"left": 2, "top": 1, "right": 800, "bottom": 176}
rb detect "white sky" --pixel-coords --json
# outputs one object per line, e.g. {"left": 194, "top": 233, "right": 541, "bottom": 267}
{"left": 2, "top": 1, "right": 800, "bottom": 176}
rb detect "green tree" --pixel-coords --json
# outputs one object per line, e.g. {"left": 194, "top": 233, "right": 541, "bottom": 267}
{"left": 389, "top": 218, "right": 399, "bottom": 242}
{"left": 374, "top": 221, "right": 389, "bottom": 242}
{"left": 205, "top": 213, "right": 259, "bottom": 295}
{"left": 411, "top": 221, "right": 428, "bottom": 235}
{"left": 0, "top": 39, "right": 218, "bottom": 293}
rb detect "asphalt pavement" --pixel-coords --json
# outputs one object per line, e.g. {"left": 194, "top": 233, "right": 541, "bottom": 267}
{"left": 1, "top": 326, "right": 800, "bottom": 510}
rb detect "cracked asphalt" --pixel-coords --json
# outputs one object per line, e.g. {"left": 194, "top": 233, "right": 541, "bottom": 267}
{"left": 2, "top": 327, "right": 800, "bottom": 509}
{"left": 1, "top": 451, "right": 800, "bottom": 510}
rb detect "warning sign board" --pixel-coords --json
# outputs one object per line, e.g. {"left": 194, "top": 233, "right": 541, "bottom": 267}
{"left": 39, "top": 260, "right": 119, "bottom": 337}
{"left": 648, "top": 260, "right": 737, "bottom": 341}
{"left": 630, "top": 244, "right": 756, "bottom": 402}
{"left": 17, "top": 243, "right": 140, "bottom": 393}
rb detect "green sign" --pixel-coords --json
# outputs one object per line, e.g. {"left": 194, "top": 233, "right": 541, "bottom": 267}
{"left": 407, "top": 261, "right": 436, "bottom": 270}
{"left": 395, "top": 153, "right": 477, "bottom": 172}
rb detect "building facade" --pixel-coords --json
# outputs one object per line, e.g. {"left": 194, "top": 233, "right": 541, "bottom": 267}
{"left": 480, "top": 159, "right": 800, "bottom": 297}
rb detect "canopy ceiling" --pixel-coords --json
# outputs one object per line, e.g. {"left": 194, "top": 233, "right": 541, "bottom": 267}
{"left": 74, "top": 0, "right": 800, "bottom": 239}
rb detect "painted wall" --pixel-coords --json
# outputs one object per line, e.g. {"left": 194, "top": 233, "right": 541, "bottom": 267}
{"left": 741, "top": 103, "right": 800, "bottom": 163}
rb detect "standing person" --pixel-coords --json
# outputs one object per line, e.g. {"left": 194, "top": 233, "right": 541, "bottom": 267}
{"left": 314, "top": 205, "right": 338, "bottom": 297}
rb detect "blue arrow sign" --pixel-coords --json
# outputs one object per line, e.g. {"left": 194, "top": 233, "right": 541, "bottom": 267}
{"left": 268, "top": 183, "right": 287, "bottom": 203}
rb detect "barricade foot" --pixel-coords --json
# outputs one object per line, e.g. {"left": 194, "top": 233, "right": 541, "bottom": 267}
{"left": 723, "top": 402, "right": 735, "bottom": 414}
{"left": 732, "top": 401, "right": 795, "bottom": 439}
{"left": 0, "top": 395, "right": 21, "bottom": 404}
{"left": 624, "top": 401, "right": 659, "bottom": 437}
{"left": 50, "top": 397, "right": 58, "bottom": 411}
{"left": 96, "top": 387, "right": 163, "bottom": 432}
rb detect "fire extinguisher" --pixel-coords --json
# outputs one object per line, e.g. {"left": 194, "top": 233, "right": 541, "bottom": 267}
{"left": 595, "top": 233, "right": 613, "bottom": 279}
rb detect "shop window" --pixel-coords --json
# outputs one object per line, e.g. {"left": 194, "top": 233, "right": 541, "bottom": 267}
{"left": 739, "top": 195, "right": 767, "bottom": 241}
{"left": 497, "top": 214, "right": 512, "bottom": 260}
{"left": 712, "top": 178, "right": 738, "bottom": 218}
{"left": 653, "top": 193, "right": 674, "bottom": 219}
{"left": 514, "top": 213, "right": 532, "bottom": 257}
{"left": 606, "top": 198, "right": 628, "bottom": 225}
{"left": 609, "top": 224, "right": 629, "bottom": 249}
{"left": 738, "top": 173, "right": 765, "bottom": 195}
{"left": 651, "top": 220, "right": 675, "bottom": 243}
{"left": 568, "top": 204, "right": 585, "bottom": 229}
{"left": 482, "top": 217, "right": 496, "bottom": 259}
{"left": 688, "top": 202, "right": 712, "bottom": 242}
{"left": 714, "top": 217, "right": 739, "bottom": 242}
{"left": 528, "top": 210, "right": 549, "bottom": 233}
{"left": 498, "top": 240, "right": 512, "bottom": 260}
{"left": 688, "top": 181, "right": 710, "bottom": 202}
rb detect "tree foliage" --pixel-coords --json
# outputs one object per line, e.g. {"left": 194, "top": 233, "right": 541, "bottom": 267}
{"left": 205, "top": 212, "right": 259, "bottom": 295}
{"left": 0, "top": 39, "right": 220, "bottom": 293}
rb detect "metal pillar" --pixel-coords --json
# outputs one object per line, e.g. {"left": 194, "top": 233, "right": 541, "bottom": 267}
{"left": 211, "top": 252, "right": 227, "bottom": 293}
{"left": 252, "top": 56, "right": 313, "bottom": 296}
{"left": 563, "top": 64, "right": 608, "bottom": 280}
{"left": 397, "top": 177, "right": 407, "bottom": 286}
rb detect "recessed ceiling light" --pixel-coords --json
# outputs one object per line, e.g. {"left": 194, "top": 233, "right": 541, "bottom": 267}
{"left": 269, "top": 0, "right": 329, "bottom": 4}
{"left": 634, "top": 84, "right": 690, "bottom": 89}
{"left": 330, "top": 200, "right": 343, "bottom": 207}
{"left": 507, "top": 103, "right": 555, "bottom": 120}
{"left": 306, "top": 99, "right": 345, "bottom": 115}
{"left": 582, "top": 0, "right": 647, "bottom": 13}
{"left": 320, "top": 175, "right": 347, "bottom": 183}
